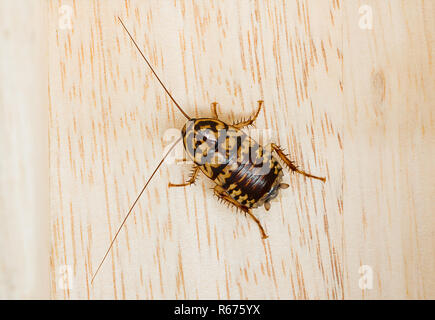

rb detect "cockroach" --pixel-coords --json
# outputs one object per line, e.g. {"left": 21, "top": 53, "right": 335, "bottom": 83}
{"left": 91, "top": 18, "right": 325, "bottom": 283}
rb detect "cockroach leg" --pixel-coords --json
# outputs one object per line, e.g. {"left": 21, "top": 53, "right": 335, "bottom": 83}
{"left": 233, "top": 100, "right": 264, "bottom": 129}
{"left": 175, "top": 157, "right": 188, "bottom": 163}
{"left": 214, "top": 185, "right": 268, "bottom": 239}
{"left": 271, "top": 143, "right": 326, "bottom": 182}
{"left": 246, "top": 210, "right": 268, "bottom": 239}
{"left": 168, "top": 166, "right": 200, "bottom": 187}
{"left": 210, "top": 102, "right": 219, "bottom": 119}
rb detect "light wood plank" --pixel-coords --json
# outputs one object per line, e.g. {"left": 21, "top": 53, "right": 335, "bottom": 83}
{"left": 48, "top": 0, "right": 433, "bottom": 299}
{"left": 0, "top": 0, "right": 49, "bottom": 299}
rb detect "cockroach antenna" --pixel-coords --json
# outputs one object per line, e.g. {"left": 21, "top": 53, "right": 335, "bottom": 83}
{"left": 91, "top": 137, "right": 182, "bottom": 284}
{"left": 117, "top": 17, "right": 191, "bottom": 120}
{"left": 92, "top": 17, "right": 192, "bottom": 284}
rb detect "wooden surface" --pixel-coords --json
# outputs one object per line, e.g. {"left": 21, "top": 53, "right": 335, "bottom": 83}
{"left": 0, "top": 0, "right": 49, "bottom": 299}
{"left": 48, "top": 0, "right": 434, "bottom": 299}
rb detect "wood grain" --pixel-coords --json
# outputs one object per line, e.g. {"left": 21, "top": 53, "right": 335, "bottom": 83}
{"left": 48, "top": 0, "right": 434, "bottom": 299}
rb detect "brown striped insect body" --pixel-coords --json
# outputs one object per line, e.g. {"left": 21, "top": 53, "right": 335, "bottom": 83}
{"left": 91, "top": 18, "right": 326, "bottom": 283}
{"left": 180, "top": 116, "right": 288, "bottom": 235}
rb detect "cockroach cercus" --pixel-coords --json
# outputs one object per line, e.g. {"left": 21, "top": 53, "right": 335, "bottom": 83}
{"left": 91, "top": 17, "right": 326, "bottom": 283}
